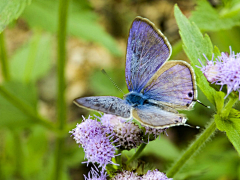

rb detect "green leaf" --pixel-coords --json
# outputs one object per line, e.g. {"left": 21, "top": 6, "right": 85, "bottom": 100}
{"left": 21, "top": 0, "right": 122, "bottom": 56}
{"left": 123, "top": 137, "right": 180, "bottom": 161}
{"left": 10, "top": 31, "right": 52, "bottom": 82}
{"left": 23, "top": 126, "right": 49, "bottom": 178}
{"left": 0, "top": 81, "right": 37, "bottom": 128}
{"left": 214, "top": 91, "right": 225, "bottom": 112}
{"left": 215, "top": 108, "right": 240, "bottom": 155}
{"left": 174, "top": 5, "right": 216, "bottom": 105}
{"left": 0, "top": 0, "right": 31, "bottom": 33}
{"left": 190, "top": 0, "right": 240, "bottom": 31}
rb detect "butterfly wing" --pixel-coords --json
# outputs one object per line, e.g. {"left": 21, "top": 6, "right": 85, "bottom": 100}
{"left": 125, "top": 16, "right": 171, "bottom": 92}
{"left": 132, "top": 105, "right": 186, "bottom": 128}
{"left": 74, "top": 96, "right": 132, "bottom": 119}
{"left": 142, "top": 60, "right": 197, "bottom": 110}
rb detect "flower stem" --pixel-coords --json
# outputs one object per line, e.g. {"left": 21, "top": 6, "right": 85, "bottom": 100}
{"left": 166, "top": 120, "right": 217, "bottom": 178}
{"left": 126, "top": 143, "right": 147, "bottom": 165}
{"left": 53, "top": 0, "right": 69, "bottom": 179}
{"left": 222, "top": 96, "right": 238, "bottom": 118}
{"left": 0, "top": 32, "right": 10, "bottom": 81}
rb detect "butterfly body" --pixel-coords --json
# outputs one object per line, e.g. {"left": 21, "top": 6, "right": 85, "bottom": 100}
{"left": 74, "top": 16, "right": 197, "bottom": 128}
{"left": 124, "top": 91, "right": 148, "bottom": 106}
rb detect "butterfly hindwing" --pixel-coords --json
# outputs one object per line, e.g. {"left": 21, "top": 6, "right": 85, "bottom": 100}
{"left": 125, "top": 17, "right": 171, "bottom": 93}
{"left": 142, "top": 61, "right": 197, "bottom": 110}
{"left": 74, "top": 96, "right": 132, "bottom": 118}
{"left": 132, "top": 105, "right": 186, "bottom": 128}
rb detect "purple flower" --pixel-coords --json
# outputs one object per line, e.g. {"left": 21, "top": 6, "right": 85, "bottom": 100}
{"left": 197, "top": 47, "right": 240, "bottom": 99}
{"left": 100, "top": 114, "right": 143, "bottom": 150}
{"left": 142, "top": 169, "right": 172, "bottom": 180}
{"left": 143, "top": 126, "right": 166, "bottom": 141}
{"left": 111, "top": 170, "right": 140, "bottom": 180}
{"left": 84, "top": 168, "right": 107, "bottom": 180}
{"left": 70, "top": 116, "right": 118, "bottom": 169}
{"left": 83, "top": 133, "right": 117, "bottom": 168}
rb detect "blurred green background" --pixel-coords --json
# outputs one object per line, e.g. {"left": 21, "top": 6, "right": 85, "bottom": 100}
{"left": 0, "top": 0, "right": 240, "bottom": 179}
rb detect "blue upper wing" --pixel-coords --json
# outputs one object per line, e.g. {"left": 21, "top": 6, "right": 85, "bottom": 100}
{"left": 125, "top": 17, "right": 171, "bottom": 93}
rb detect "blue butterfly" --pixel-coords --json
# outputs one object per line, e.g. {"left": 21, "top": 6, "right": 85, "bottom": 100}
{"left": 74, "top": 17, "right": 197, "bottom": 128}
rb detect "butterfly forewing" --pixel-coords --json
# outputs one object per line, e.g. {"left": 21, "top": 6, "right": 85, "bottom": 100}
{"left": 142, "top": 61, "right": 197, "bottom": 110}
{"left": 74, "top": 96, "right": 132, "bottom": 118}
{"left": 125, "top": 17, "right": 171, "bottom": 93}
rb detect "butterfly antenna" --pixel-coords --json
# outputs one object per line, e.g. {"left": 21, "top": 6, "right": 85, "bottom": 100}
{"left": 196, "top": 100, "right": 210, "bottom": 108}
{"left": 183, "top": 123, "right": 200, "bottom": 129}
{"left": 101, "top": 69, "right": 125, "bottom": 95}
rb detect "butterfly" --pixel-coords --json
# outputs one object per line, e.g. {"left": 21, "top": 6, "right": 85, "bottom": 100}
{"left": 74, "top": 16, "right": 197, "bottom": 129}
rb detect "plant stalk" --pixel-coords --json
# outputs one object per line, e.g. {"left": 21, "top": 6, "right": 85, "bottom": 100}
{"left": 0, "top": 32, "right": 10, "bottom": 81}
{"left": 166, "top": 120, "right": 217, "bottom": 178}
{"left": 53, "top": 0, "right": 69, "bottom": 179}
{"left": 126, "top": 143, "right": 147, "bottom": 165}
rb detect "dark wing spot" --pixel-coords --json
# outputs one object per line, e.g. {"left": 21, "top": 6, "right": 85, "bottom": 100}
{"left": 175, "top": 120, "right": 179, "bottom": 123}
{"left": 188, "top": 92, "right": 193, "bottom": 97}
{"left": 186, "top": 103, "right": 190, "bottom": 107}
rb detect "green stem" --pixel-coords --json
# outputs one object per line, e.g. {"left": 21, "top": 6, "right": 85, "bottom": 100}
{"left": 0, "top": 32, "right": 10, "bottom": 81}
{"left": 53, "top": 0, "right": 69, "bottom": 179}
{"left": 222, "top": 96, "right": 238, "bottom": 119}
{"left": 166, "top": 120, "right": 217, "bottom": 178}
{"left": 0, "top": 85, "right": 57, "bottom": 132}
{"left": 13, "top": 130, "right": 23, "bottom": 179}
{"left": 115, "top": 149, "right": 122, "bottom": 168}
{"left": 126, "top": 143, "right": 147, "bottom": 165}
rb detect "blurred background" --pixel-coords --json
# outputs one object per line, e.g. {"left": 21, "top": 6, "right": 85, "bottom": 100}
{"left": 0, "top": 0, "right": 240, "bottom": 179}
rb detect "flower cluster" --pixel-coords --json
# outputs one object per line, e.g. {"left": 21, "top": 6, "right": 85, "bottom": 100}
{"left": 111, "top": 169, "right": 172, "bottom": 180}
{"left": 69, "top": 116, "right": 117, "bottom": 169}
{"left": 197, "top": 47, "right": 240, "bottom": 99}
{"left": 70, "top": 114, "right": 167, "bottom": 179}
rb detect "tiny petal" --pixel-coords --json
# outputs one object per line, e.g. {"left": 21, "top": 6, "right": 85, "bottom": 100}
{"left": 84, "top": 168, "right": 107, "bottom": 180}
{"left": 142, "top": 169, "right": 172, "bottom": 180}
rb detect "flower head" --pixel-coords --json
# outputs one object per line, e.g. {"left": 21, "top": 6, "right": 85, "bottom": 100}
{"left": 143, "top": 126, "right": 166, "bottom": 141}
{"left": 142, "top": 169, "right": 172, "bottom": 180}
{"left": 100, "top": 114, "right": 143, "bottom": 150}
{"left": 70, "top": 116, "right": 117, "bottom": 169}
{"left": 111, "top": 170, "right": 140, "bottom": 180}
{"left": 197, "top": 47, "right": 240, "bottom": 99}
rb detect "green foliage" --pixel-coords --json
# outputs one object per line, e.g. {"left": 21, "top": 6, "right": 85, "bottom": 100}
{"left": 174, "top": 4, "right": 216, "bottom": 105}
{"left": 0, "top": 81, "right": 37, "bottom": 128}
{"left": 190, "top": 0, "right": 240, "bottom": 31}
{"left": 215, "top": 107, "right": 240, "bottom": 155}
{"left": 0, "top": 0, "right": 240, "bottom": 179}
{"left": 10, "top": 32, "right": 52, "bottom": 82}
{"left": 21, "top": 0, "right": 122, "bottom": 56}
{"left": 0, "top": 0, "right": 31, "bottom": 33}
{"left": 171, "top": 4, "right": 240, "bottom": 178}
